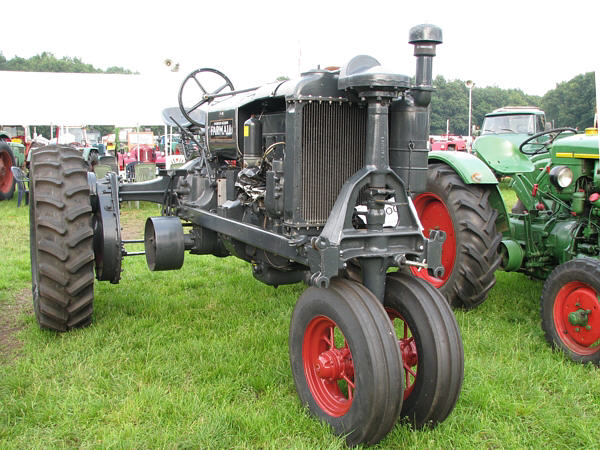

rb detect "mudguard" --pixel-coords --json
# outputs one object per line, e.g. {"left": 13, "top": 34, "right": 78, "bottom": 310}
{"left": 429, "top": 150, "right": 498, "bottom": 184}
{"left": 473, "top": 135, "right": 535, "bottom": 175}
{"left": 428, "top": 150, "right": 510, "bottom": 233}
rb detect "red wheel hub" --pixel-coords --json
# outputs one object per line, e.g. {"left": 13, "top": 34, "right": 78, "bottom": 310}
{"left": 303, "top": 316, "right": 355, "bottom": 417}
{"left": 387, "top": 308, "right": 418, "bottom": 399}
{"left": 553, "top": 281, "right": 600, "bottom": 355}
{"left": 411, "top": 192, "right": 456, "bottom": 287}
{"left": 0, "top": 151, "right": 13, "bottom": 193}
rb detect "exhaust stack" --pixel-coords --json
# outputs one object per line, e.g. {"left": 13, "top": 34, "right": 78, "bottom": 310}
{"left": 409, "top": 24, "right": 443, "bottom": 107}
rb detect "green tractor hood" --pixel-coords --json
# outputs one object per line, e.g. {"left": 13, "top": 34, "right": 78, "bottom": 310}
{"left": 551, "top": 134, "right": 599, "bottom": 161}
{"left": 473, "top": 134, "right": 535, "bottom": 175}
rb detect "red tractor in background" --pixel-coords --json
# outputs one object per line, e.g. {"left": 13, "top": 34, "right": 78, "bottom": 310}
{"left": 429, "top": 134, "right": 469, "bottom": 151}
{"left": 119, "top": 131, "right": 165, "bottom": 171}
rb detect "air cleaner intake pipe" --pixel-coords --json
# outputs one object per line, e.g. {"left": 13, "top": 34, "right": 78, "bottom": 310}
{"left": 388, "top": 24, "right": 442, "bottom": 194}
{"left": 409, "top": 24, "right": 443, "bottom": 107}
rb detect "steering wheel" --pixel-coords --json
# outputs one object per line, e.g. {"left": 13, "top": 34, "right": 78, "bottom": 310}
{"left": 178, "top": 68, "right": 235, "bottom": 128}
{"left": 519, "top": 127, "right": 577, "bottom": 155}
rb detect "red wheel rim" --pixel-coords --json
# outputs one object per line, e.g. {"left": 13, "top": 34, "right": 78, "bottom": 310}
{"left": 553, "top": 281, "right": 600, "bottom": 355}
{"left": 386, "top": 308, "right": 418, "bottom": 400}
{"left": 411, "top": 192, "right": 456, "bottom": 287}
{"left": 302, "top": 316, "right": 354, "bottom": 417}
{"left": 0, "top": 150, "right": 13, "bottom": 194}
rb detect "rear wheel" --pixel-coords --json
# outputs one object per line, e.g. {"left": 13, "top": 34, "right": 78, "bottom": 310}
{"left": 30, "top": 145, "right": 95, "bottom": 331}
{"left": 0, "top": 142, "right": 16, "bottom": 200}
{"left": 289, "top": 279, "right": 403, "bottom": 446}
{"left": 540, "top": 258, "right": 600, "bottom": 365}
{"left": 412, "top": 163, "right": 502, "bottom": 309}
{"left": 384, "top": 271, "right": 464, "bottom": 428}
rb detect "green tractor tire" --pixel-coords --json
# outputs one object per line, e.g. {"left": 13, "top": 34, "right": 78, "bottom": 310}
{"left": 412, "top": 163, "right": 502, "bottom": 309}
{"left": 0, "top": 142, "right": 16, "bottom": 200}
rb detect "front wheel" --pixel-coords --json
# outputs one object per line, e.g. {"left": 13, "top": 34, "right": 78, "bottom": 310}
{"left": 289, "top": 279, "right": 403, "bottom": 446}
{"left": 384, "top": 271, "right": 464, "bottom": 428}
{"left": 540, "top": 258, "right": 600, "bottom": 365}
{"left": 412, "top": 163, "right": 502, "bottom": 309}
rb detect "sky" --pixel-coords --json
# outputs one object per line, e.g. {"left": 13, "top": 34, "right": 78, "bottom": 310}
{"left": 2, "top": 0, "right": 599, "bottom": 100}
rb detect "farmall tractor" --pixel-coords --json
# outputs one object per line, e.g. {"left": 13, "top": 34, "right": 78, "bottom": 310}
{"left": 413, "top": 113, "right": 600, "bottom": 365}
{"left": 27, "top": 25, "right": 464, "bottom": 445}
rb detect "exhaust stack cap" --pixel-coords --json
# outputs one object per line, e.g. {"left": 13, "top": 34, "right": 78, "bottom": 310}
{"left": 409, "top": 24, "right": 443, "bottom": 45}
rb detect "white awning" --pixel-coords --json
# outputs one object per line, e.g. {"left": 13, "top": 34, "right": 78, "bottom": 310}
{"left": 0, "top": 71, "right": 183, "bottom": 126}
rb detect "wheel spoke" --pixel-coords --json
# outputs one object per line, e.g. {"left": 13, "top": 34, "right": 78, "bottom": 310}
{"left": 187, "top": 99, "right": 206, "bottom": 113}
{"left": 343, "top": 374, "right": 355, "bottom": 400}
{"left": 192, "top": 76, "right": 206, "bottom": 94}
{"left": 329, "top": 326, "right": 335, "bottom": 349}
{"left": 213, "top": 82, "right": 230, "bottom": 95}
{"left": 404, "top": 364, "right": 417, "bottom": 378}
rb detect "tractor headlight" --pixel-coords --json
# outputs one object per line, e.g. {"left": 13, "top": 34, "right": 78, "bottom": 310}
{"left": 549, "top": 166, "right": 574, "bottom": 188}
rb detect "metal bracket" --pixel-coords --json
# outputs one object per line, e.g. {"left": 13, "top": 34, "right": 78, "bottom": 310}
{"left": 306, "top": 237, "right": 340, "bottom": 288}
{"left": 425, "top": 229, "right": 446, "bottom": 278}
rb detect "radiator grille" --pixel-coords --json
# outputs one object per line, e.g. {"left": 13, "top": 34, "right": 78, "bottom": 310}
{"left": 301, "top": 102, "right": 366, "bottom": 225}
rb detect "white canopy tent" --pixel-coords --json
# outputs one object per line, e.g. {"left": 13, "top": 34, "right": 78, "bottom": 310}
{"left": 0, "top": 71, "right": 184, "bottom": 126}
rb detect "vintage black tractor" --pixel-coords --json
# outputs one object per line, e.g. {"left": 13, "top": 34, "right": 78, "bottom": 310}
{"left": 28, "top": 24, "right": 464, "bottom": 445}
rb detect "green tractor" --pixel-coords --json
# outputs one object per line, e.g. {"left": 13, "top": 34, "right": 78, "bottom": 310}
{"left": 413, "top": 121, "right": 600, "bottom": 365}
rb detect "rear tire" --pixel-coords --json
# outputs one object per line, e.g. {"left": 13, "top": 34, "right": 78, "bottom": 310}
{"left": 289, "top": 278, "right": 403, "bottom": 446}
{"left": 0, "top": 142, "right": 16, "bottom": 200}
{"left": 384, "top": 271, "right": 464, "bottom": 428}
{"left": 412, "top": 162, "right": 502, "bottom": 309}
{"left": 540, "top": 258, "right": 600, "bottom": 365}
{"left": 30, "top": 145, "right": 95, "bottom": 331}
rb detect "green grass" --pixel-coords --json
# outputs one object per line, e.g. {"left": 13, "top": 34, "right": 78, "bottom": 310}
{"left": 1, "top": 194, "right": 599, "bottom": 449}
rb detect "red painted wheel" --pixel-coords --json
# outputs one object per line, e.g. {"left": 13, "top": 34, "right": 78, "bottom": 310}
{"left": 384, "top": 271, "right": 464, "bottom": 428}
{"left": 411, "top": 192, "right": 456, "bottom": 288}
{"left": 412, "top": 162, "right": 501, "bottom": 309}
{"left": 289, "top": 279, "right": 404, "bottom": 446}
{"left": 541, "top": 259, "right": 600, "bottom": 365}
{"left": 303, "top": 316, "right": 354, "bottom": 416}
{"left": 386, "top": 308, "right": 418, "bottom": 400}
{"left": 0, "top": 142, "right": 16, "bottom": 201}
{"left": 553, "top": 282, "right": 600, "bottom": 354}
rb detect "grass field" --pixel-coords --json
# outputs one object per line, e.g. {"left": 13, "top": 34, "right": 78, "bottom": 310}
{"left": 1, "top": 191, "right": 599, "bottom": 449}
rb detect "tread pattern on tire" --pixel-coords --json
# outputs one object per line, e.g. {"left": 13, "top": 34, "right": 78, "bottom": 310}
{"left": 385, "top": 271, "right": 464, "bottom": 428}
{"left": 289, "top": 279, "right": 403, "bottom": 446}
{"left": 425, "top": 162, "right": 502, "bottom": 309}
{"left": 30, "top": 145, "right": 94, "bottom": 331}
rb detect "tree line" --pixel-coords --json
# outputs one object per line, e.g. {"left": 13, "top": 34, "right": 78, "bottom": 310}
{"left": 430, "top": 72, "right": 596, "bottom": 135}
{"left": 0, "top": 51, "right": 134, "bottom": 74}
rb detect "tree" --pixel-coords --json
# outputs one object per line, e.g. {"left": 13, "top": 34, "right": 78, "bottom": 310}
{"left": 430, "top": 75, "right": 543, "bottom": 135}
{"left": 542, "top": 72, "right": 596, "bottom": 129}
{"left": 0, "top": 51, "right": 134, "bottom": 74}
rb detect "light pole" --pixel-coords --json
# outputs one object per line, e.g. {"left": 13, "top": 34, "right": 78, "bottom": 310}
{"left": 465, "top": 80, "right": 474, "bottom": 139}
